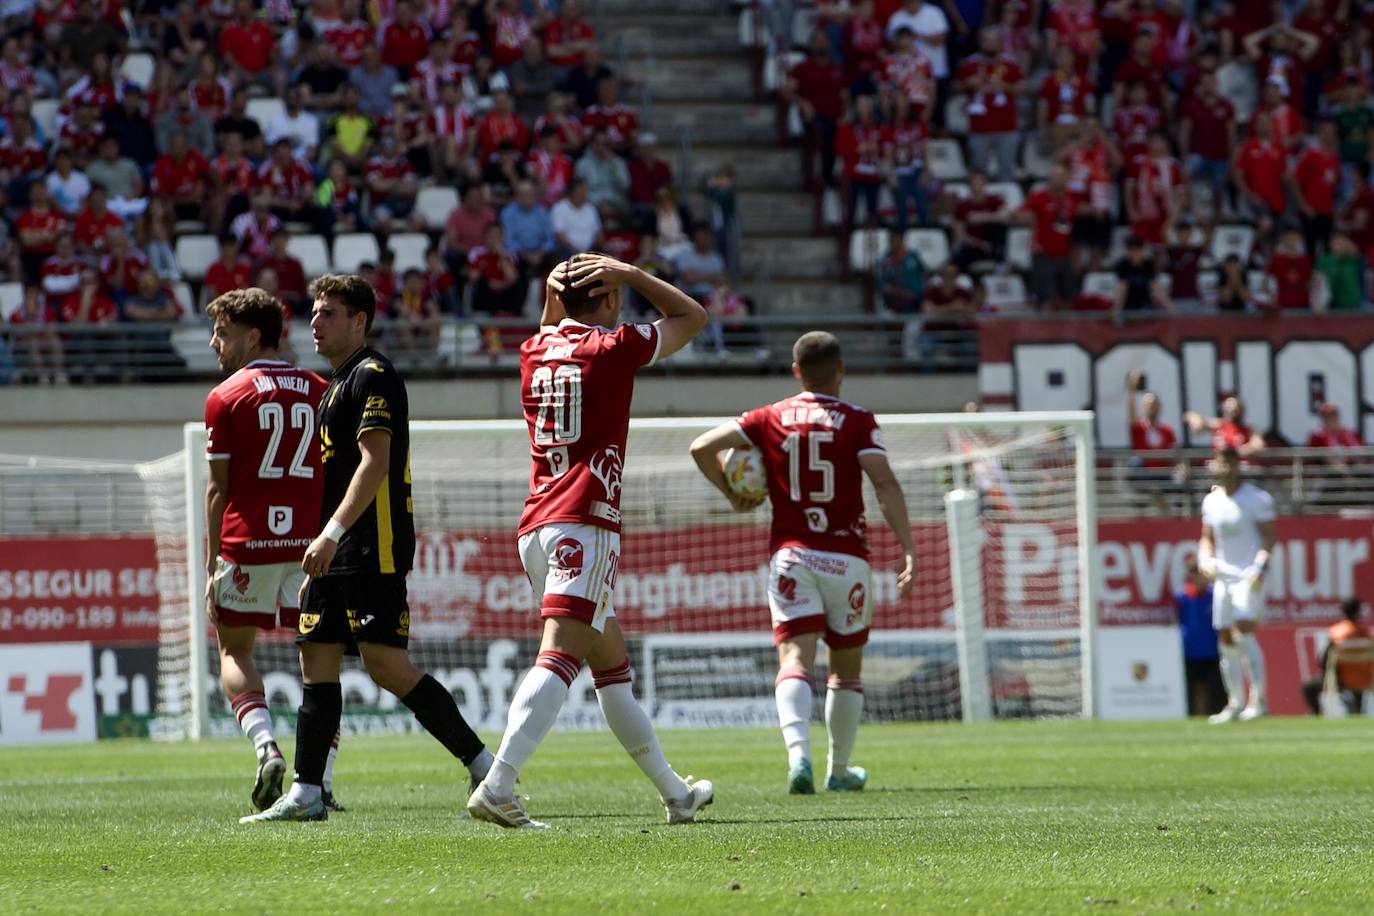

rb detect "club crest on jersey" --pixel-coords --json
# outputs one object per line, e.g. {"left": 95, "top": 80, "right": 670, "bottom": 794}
{"left": 232, "top": 566, "right": 251, "bottom": 595}
{"left": 848, "top": 583, "right": 866, "bottom": 611}
{"left": 552, "top": 538, "right": 584, "bottom": 579}
{"left": 634, "top": 324, "right": 653, "bottom": 340}
{"left": 777, "top": 575, "right": 797, "bottom": 603}
{"left": 589, "top": 445, "right": 623, "bottom": 502}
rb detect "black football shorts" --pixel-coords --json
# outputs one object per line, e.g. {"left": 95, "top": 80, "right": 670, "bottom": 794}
{"left": 296, "top": 573, "right": 410, "bottom": 654}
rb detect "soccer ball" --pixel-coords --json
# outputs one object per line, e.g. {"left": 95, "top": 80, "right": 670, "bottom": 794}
{"left": 723, "top": 447, "right": 767, "bottom": 501}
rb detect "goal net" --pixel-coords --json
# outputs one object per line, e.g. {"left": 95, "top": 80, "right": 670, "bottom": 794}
{"left": 134, "top": 411, "right": 1096, "bottom": 740}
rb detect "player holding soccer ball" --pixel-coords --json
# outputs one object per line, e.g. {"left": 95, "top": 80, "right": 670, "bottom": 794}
{"left": 203, "top": 288, "right": 341, "bottom": 813}
{"left": 467, "top": 254, "right": 716, "bottom": 830}
{"left": 1198, "top": 445, "right": 1276, "bottom": 723}
{"left": 690, "top": 331, "right": 915, "bottom": 794}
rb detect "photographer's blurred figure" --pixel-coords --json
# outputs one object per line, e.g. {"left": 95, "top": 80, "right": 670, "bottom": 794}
{"left": 1302, "top": 598, "right": 1374, "bottom": 715}
{"left": 1177, "top": 559, "right": 1225, "bottom": 716}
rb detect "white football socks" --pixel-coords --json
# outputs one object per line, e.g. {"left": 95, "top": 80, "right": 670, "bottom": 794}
{"left": 323, "top": 728, "right": 339, "bottom": 792}
{"left": 231, "top": 691, "right": 275, "bottom": 754}
{"left": 775, "top": 669, "right": 813, "bottom": 766}
{"left": 487, "top": 655, "right": 576, "bottom": 796}
{"left": 468, "top": 747, "right": 495, "bottom": 782}
{"left": 825, "top": 679, "right": 864, "bottom": 778}
{"left": 596, "top": 680, "right": 688, "bottom": 802}
{"left": 1219, "top": 644, "right": 1245, "bottom": 709}
{"left": 1238, "top": 633, "right": 1266, "bottom": 707}
{"left": 286, "top": 781, "right": 321, "bottom": 806}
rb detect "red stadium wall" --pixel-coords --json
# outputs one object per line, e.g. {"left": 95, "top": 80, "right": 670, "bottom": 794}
{"left": 3, "top": 517, "right": 1366, "bottom": 715}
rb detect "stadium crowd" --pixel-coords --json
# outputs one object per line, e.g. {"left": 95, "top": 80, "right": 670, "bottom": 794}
{"left": 780, "top": 0, "right": 1374, "bottom": 314}
{"left": 0, "top": 0, "right": 748, "bottom": 383}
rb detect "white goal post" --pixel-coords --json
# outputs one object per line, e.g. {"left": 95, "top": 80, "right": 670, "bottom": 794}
{"left": 150, "top": 411, "right": 1096, "bottom": 740}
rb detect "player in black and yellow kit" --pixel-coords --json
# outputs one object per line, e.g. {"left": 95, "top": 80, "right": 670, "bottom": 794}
{"left": 242, "top": 274, "right": 493, "bottom": 823}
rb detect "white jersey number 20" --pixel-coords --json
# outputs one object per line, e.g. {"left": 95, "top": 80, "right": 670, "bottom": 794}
{"left": 531, "top": 364, "right": 583, "bottom": 446}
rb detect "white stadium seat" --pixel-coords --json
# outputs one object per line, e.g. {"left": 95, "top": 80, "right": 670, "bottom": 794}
{"left": 119, "top": 53, "right": 154, "bottom": 89}
{"left": 171, "top": 326, "right": 221, "bottom": 373}
{"left": 1006, "top": 227, "right": 1033, "bottom": 271}
{"left": 32, "top": 99, "right": 58, "bottom": 141}
{"left": 848, "top": 228, "right": 889, "bottom": 272}
{"left": 1020, "top": 140, "right": 1054, "bottom": 181}
{"left": 174, "top": 234, "right": 219, "bottom": 281}
{"left": 286, "top": 234, "right": 331, "bottom": 279}
{"left": 904, "top": 228, "right": 949, "bottom": 270}
{"left": 388, "top": 232, "right": 429, "bottom": 273}
{"left": 415, "top": 186, "right": 459, "bottom": 231}
{"left": 987, "top": 181, "right": 1025, "bottom": 211}
{"left": 1082, "top": 271, "right": 1120, "bottom": 300}
{"left": 981, "top": 273, "right": 1028, "bottom": 310}
{"left": 944, "top": 95, "right": 970, "bottom": 136}
{"left": 245, "top": 98, "right": 286, "bottom": 133}
{"left": 170, "top": 282, "right": 196, "bottom": 317}
{"left": 1211, "top": 225, "right": 1255, "bottom": 264}
{"left": 0, "top": 282, "right": 22, "bottom": 322}
{"left": 332, "top": 233, "right": 380, "bottom": 273}
{"left": 925, "top": 139, "right": 968, "bottom": 182}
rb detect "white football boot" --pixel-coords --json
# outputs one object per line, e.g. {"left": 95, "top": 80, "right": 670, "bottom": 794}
{"left": 1208, "top": 704, "right": 1242, "bottom": 724}
{"left": 466, "top": 782, "right": 548, "bottom": 829}
{"left": 663, "top": 776, "right": 714, "bottom": 824}
{"left": 1238, "top": 702, "right": 1267, "bottom": 721}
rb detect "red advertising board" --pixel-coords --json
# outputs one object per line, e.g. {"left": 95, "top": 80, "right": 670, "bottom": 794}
{"left": 3, "top": 519, "right": 1363, "bottom": 714}
{"left": 977, "top": 315, "right": 1374, "bottom": 447}
{"left": 0, "top": 538, "right": 161, "bottom": 644}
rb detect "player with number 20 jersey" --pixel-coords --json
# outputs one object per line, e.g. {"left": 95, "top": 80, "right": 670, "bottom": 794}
{"left": 691, "top": 331, "right": 915, "bottom": 796}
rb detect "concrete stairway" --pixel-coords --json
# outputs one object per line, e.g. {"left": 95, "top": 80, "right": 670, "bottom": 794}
{"left": 596, "top": 0, "right": 856, "bottom": 316}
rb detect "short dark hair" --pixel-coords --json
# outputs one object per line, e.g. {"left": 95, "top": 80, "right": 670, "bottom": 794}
{"left": 793, "top": 330, "right": 843, "bottom": 385}
{"left": 1343, "top": 597, "right": 1362, "bottom": 621}
{"left": 313, "top": 273, "right": 377, "bottom": 331}
{"left": 1215, "top": 445, "right": 1241, "bottom": 462}
{"left": 206, "top": 287, "right": 283, "bottom": 349}
{"left": 556, "top": 255, "right": 604, "bottom": 318}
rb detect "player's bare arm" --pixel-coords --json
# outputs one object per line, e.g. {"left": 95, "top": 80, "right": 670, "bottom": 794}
{"left": 1197, "top": 523, "right": 1216, "bottom": 578}
{"left": 688, "top": 422, "right": 766, "bottom": 511}
{"left": 859, "top": 452, "right": 916, "bottom": 598}
{"left": 204, "top": 458, "right": 230, "bottom": 623}
{"left": 563, "top": 253, "right": 707, "bottom": 357}
{"left": 302, "top": 429, "right": 391, "bottom": 578}
{"left": 1251, "top": 520, "right": 1277, "bottom": 587}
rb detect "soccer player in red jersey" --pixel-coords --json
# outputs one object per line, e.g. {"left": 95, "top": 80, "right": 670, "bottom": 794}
{"left": 689, "top": 332, "right": 916, "bottom": 794}
{"left": 467, "top": 254, "right": 715, "bottom": 830}
{"left": 203, "top": 288, "right": 334, "bottom": 814}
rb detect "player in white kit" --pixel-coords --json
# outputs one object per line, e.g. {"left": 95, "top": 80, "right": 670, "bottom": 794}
{"left": 1198, "top": 446, "right": 1276, "bottom": 723}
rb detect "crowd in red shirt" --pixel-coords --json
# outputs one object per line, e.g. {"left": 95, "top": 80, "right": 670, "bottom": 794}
{"left": 784, "top": 0, "right": 1374, "bottom": 311}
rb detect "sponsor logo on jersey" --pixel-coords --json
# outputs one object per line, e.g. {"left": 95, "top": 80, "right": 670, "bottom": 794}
{"left": 871, "top": 428, "right": 884, "bottom": 449}
{"left": 397, "top": 609, "right": 410, "bottom": 637}
{"left": 589, "top": 445, "right": 623, "bottom": 502}
{"left": 232, "top": 565, "right": 251, "bottom": 595}
{"left": 298, "top": 612, "right": 320, "bottom": 634}
{"left": 267, "top": 505, "right": 293, "bottom": 536}
{"left": 848, "top": 583, "right": 866, "bottom": 611}
{"left": 777, "top": 575, "right": 797, "bottom": 602}
{"left": 553, "top": 538, "right": 584, "bottom": 579}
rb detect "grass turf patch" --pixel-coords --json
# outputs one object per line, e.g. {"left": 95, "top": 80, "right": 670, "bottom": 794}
{"left": 1, "top": 718, "right": 1371, "bottom": 914}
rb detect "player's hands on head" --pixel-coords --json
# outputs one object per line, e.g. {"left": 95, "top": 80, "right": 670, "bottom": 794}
{"left": 302, "top": 534, "right": 339, "bottom": 579}
{"left": 566, "top": 253, "right": 636, "bottom": 295}
{"left": 898, "top": 553, "right": 916, "bottom": 599}
{"left": 545, "top": 259, "right": 570, "bottom": 294}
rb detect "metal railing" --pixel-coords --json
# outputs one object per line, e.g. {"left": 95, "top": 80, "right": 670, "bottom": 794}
{"left": 1097, "top": 447, "right": 1374, "bottom": 518}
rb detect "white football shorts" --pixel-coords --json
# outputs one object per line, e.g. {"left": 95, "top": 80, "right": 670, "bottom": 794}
{"left": 1212, "top": 572, "right": 1266, "bottom": 630}
{"left": 767, "top": 546, "right": 873, "bottom": 647}
{"left": 518, "top": 522, "right": 619, "bottom": 633}
{"left": 210, "top": 557, "right": 305, "bottom": 630}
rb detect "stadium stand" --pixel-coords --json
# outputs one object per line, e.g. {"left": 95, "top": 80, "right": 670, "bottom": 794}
{"left": 0, "top": 0, "right": 1367, "bottom": 386}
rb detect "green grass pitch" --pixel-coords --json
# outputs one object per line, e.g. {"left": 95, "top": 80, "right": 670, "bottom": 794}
{"left": 3, "top": 719, "right": 1372, "bottom": 914}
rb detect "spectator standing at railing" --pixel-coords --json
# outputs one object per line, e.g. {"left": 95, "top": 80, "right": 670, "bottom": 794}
{"left": 1314, "top": 233, "right": 1365, "bottom": 311}
{"left": 836, "top": 93, "right": 884, "bottom": 228}
{"left": 1290, "top": 121, "right": 1341, "bottom": 259}
{"left": 784, "top": 31, "right": 846, "bottom": 191}
{"left": 8, "top": 285, "right": 65, "bottom": 384}
{"left": 1302, "top": 598, "right": 1373, "bottom": 715}
{"left": 957, "top": 27, "right": 1024, "bottom": 183}
{"left": 1018, "top": 163, "right": 1082, "bottom": 310}
{"left": 1113, "top": 235, "right": 1172, "bottom": 315}
{"left": 1185, "top": 397, "right": 1266, "bottom": 455}
{"left": 1175, "top": 560, "right": 1224, "bottom": 717}
{"left": 1264, "top": 226, "right": 1315, "bottom": 311}
{"left": 885, "top": 94, "right": 929, "bottom": 234}
{"left": 1126, "top": 368, "right": 1177, "bottom": 455}
{"left": 875, "top": 227, "right": 925, "bottom": 314}
{"left": 1307, "top": 402, "right": 1362, "bottom": 451}
{"left": 1178, "top": 70, "right": 1235, "bottom": 220}
{"left": 16, "top": 182, "right": 65, "bottom": 284}
{"left": 884, "top": 0, "right": 950, "bottom": 127}
{"left": 1233, "top": 113, "right": 1287, "bottom": 222}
